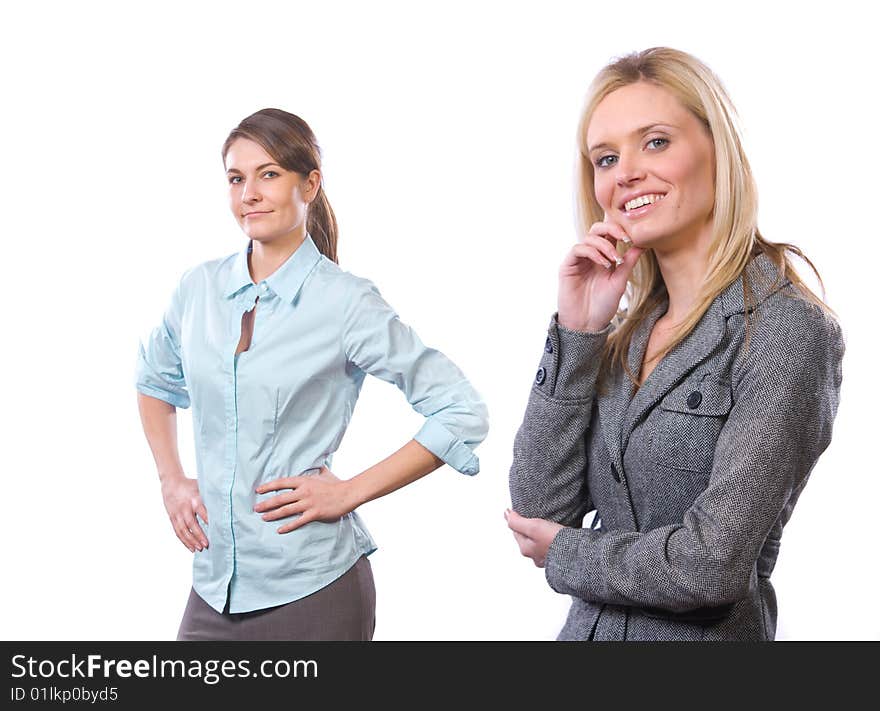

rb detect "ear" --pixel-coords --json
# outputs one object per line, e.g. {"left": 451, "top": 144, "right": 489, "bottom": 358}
{"left": 302, "top": 169, "right": 321, "bottom": 203}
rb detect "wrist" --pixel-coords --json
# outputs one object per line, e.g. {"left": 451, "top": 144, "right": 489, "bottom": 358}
{"left": 556, "top": 314, "right": 610, "bottom": 335}
{"left": 556, "top": 312, "right": 583, "bottom": 331}
{"left": 343, "top": 476, "right": 368, "bottom": 511}
{"left": 159, "top": 470, "right": 186, "bottom": 487}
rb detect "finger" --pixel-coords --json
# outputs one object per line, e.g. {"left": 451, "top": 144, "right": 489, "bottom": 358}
{"left": 591, "top": 218, "right": 632, "bottom": 246}
{"left": 261, "top": 500, "right": 308, "bottom": 522}
{"left": 196, "top": 499, "right": 209, "bottom": 525}
{"left": 505, "top": 509, "right": 536, "bottom": 537}
{"left": 173, "top": 515, "right": 200, "bottom": 552}
{"left": 505, "top": 508, "right": 524, "bottom": 532}
{"left": 175, "top": 531, "right": 196, "bottom": 553}
{"left": 254, "top": 491, "right": 298, "bottom": 513}
{"left": 600, "top": 213, "right": 633, "bottom": 244}
{"left": 277, "top": 511, "right": 314, "bottom": 534}
{"left": 182, "top": 512, "right": 207, "bottom": 550}
{"left": 569, "top": 243, "right": 613, "bottom": 270}
{"left": 582, "top": 234, "right": 624, "bottom": 267}
{"left": 173, "top": 526, "right": 195, "bottom": 552}
{"left": 255, "top": 477, "right": 295, "bottom": 494}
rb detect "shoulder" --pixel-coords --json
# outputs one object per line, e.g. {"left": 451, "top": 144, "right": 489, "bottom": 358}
{"left": 311, "top": 259, "right": 384, "bottom": 302}
{"left": 752, "top": 285, "right": 843, "bottom": 350}
{"left": 733, "top": 284, "right": 844, "bottom": 386}
{"left": 299, "top": 259, "right": 394, "bottom": 328}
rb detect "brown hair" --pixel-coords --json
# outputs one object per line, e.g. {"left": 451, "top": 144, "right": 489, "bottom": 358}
{"left": 222, "top": 108, "right": 339, "bottom": 263}
{"left": 575, "top": 48, "right": 833, "bottom": 387}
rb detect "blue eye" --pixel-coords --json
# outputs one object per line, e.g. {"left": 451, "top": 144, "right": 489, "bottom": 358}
{"left": 228, "top": 176, "right": 242, "bottom": 184}
{"left": 262, "top": 171, "right": 279, "bottom": 178}
{"left": 595, "top": 154, "right": 617, "bottom": 169}
{"left": 647, "top": 138, "right": 669, "bottom": 150}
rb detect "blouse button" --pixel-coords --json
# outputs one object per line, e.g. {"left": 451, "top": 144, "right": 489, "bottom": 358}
{"left": 544, "top": 337, "right": 553, "bottom": 353}
{"left": 687, "top": 391, "right": 703, "bottom": 409}
{"left": 535, "top": 367, "right": 546, "bottom": 385}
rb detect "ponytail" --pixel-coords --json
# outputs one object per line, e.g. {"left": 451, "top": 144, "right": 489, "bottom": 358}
{"left": 307, "top": 186, "right": 338, "bottom": 264}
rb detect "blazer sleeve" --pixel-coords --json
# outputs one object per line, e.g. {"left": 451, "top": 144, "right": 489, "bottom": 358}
{"left": 508, "top": 313, "right": 613, "bottom": 526}
{"left": 543, "top": 300, "right": 845, "bottom": 612}
{"left": 341, "top": 276, "right": 488, "bottom": 475}
{"left": 135, "top": 273, "right": 190, "bottom": 409}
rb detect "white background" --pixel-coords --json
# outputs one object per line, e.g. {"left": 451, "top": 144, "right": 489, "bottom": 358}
{"left": 2, "top": 1, "right": 876, "bottom": 640}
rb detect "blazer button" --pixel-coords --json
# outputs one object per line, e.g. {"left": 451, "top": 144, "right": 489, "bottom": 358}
{"left": 611, "top": 464, "right": 621, "bottom": 483}
{"left": 687, "top": 391, "right": 703, "bottom": 409}
{"left": 544, "top": 337, "right": 553, "bottom": 353}
{"left": 535, "top": 367, "right": 546, "bottom": 385}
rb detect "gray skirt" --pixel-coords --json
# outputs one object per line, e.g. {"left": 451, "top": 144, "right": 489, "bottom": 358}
{"left": 176, "top": 556, "right": 376, "bottom": 641}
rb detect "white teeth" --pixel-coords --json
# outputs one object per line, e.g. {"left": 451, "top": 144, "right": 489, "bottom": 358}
{"left": 624, "top": 193, "right": 665, "bottom": 211}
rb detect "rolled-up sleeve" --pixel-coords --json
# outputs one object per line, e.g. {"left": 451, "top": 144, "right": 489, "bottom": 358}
{"left": 135, "top": 274, "right": 190, "bottom": 409}
{"left": 341, "top": 277, "right": 488, "bottom": 475}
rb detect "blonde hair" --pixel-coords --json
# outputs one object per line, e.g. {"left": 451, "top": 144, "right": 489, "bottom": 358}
{"left": 576, "top": 47, "right": 832, "bottom": 385}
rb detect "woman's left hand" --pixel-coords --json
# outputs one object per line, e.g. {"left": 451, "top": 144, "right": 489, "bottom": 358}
{"left": 255, "top": 467, "right": 357, "bottom": 534}
{"left": 505, "top": 509, "right": 564, "bottom": 568}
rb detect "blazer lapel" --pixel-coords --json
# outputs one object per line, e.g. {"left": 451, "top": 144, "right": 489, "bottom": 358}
{"left": 617, "top": 252, "right": 789, "bottom": 454}
{"left": 598, "top": 298, "right": 667, "bottom": 480}
{"left": 621, "top": 295, "right": 727, "bottom": 452}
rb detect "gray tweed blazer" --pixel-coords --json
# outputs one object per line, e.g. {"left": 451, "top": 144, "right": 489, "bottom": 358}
{"left": 509, "top": 253, "right": 844, "bottom": 641}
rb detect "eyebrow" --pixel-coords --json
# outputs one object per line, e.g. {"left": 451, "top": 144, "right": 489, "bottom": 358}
{"left": 226, "top": 162, "right": 282, "bottom": 174}
{"left": 587, "top": 123, "right": 677, "bottom": 155}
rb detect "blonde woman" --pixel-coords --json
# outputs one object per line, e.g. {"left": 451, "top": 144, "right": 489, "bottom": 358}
{"left": 506, "top": 48, "right": 844, "bottom": 641}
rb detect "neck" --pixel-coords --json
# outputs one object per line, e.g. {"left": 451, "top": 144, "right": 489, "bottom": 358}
{"left": 248, "top": 227, "right": 307, "bottom": 283}
{"left": 652, "top": 226, "right": 713, "bottom": 324}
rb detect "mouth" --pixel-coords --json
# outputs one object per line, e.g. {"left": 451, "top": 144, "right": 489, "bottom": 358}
{"left": 243, "top": 211, "right": 272, "bottom": 219}
{"left": 620, "top": 193, "right": 666, "bottom": 219}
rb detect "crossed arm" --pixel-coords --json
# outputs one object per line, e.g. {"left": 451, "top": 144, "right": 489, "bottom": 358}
{"left": 508, "top": 303, "right": 843, "bottom": 612}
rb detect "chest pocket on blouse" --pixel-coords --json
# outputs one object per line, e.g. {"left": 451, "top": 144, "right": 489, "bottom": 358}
{"left": 652, "top": 374, "right": 733, "bottom": 475}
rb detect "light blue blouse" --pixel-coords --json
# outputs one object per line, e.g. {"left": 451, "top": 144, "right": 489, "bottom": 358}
{"left": 136, "top": 234, "right": 488, "bottom": 613}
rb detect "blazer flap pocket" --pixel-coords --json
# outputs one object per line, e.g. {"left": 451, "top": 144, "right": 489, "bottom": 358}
{"left": 659, "top": 377, "right": 732, "bottom": 416}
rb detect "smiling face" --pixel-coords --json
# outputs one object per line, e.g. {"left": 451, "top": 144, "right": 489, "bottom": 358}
{"left": 586, "top": 81, "right": 716, "bottom": 252}
{"left": 224, "top": 137, "right": 317, "bottom": 246}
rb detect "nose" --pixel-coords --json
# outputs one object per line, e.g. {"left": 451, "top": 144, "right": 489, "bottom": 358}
{"left": 615, "top": 150, "right": 646, "bottom": 186}
{"left": 242, "top": 179, "right": 262, "bottom": 204}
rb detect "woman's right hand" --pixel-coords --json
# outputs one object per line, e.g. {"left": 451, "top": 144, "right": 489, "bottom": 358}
{"left": 161, "top": 475, "right": 209, "bottom": 552}
{"left": 557, "top": 217, "right": 644, "bottom": 332}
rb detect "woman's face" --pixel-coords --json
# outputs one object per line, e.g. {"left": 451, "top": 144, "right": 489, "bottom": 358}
{"left": 224, "top": 137, "right": 317, "bottom": 245}
{"left": 586, "top": 81, "right": 716, "bottom": 252}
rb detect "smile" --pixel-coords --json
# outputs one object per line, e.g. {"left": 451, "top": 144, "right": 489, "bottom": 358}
{"left": 624, "top": 193, "right": 665, "bottom": 212}
{"left": 244, "top": 211, "right": 272, "bottom": 218}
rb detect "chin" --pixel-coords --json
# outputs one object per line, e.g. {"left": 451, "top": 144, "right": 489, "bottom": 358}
{"left": 628, "top": 230, "right": 664, "bottom": 249}
{"left": 628, "top": 223, "right": 683, "bottom": 250}
{"left": 242, "top": 229, "right": 273, "bottom": 243}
